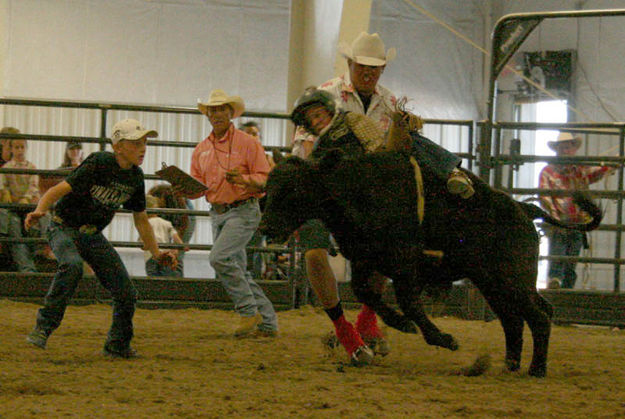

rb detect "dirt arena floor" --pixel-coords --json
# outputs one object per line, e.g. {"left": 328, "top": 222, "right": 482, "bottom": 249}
{"left": 1, "top": 299, "right": 624, "bottom": 418}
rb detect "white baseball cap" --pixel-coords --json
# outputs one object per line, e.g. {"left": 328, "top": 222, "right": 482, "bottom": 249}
{"left": 111, "top": 119, "right": 158, "bottom": 145}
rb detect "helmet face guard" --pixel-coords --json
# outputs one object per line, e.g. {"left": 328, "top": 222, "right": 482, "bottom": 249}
{"left": 291, "top": 89, "right": 336, "bottom": 131}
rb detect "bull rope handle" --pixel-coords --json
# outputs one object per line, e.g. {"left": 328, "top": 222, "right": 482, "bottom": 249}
{"left": 409, "top": 156, "right": 424, "bottom": 225}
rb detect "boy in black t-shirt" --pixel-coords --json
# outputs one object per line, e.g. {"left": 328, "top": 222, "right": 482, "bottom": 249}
{"left": 24, "top": 119, "right": 176, "bottom": 358}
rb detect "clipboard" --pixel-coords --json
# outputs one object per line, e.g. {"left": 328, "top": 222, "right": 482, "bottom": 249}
{"left": 155, "top": 162, "right": 208, "bottom": 195}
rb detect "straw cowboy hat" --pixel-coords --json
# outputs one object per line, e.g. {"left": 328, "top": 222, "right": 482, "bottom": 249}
{"left": 197, "top": 89, "right": 245, "bottom": 118}
{"left": 338, "top": 32, "right": 396, "bottom": 66}
{"left": 547, "top": 132, "right": 582, "bottom": 151}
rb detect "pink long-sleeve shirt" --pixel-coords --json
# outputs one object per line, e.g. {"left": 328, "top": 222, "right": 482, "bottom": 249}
{"left": 190, "top": 124, "right": 270, "bottom": 205}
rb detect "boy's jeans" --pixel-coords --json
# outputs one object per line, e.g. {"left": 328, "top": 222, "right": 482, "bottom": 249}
{"left": 36, "top": 221, "right": 137, "bottom": 348}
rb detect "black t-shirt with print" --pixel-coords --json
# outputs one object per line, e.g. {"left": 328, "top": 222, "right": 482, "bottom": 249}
{"left": 55, "top": 151, "right": 146, "bottom": 231}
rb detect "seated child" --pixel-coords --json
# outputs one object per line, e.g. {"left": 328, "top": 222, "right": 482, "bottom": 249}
{"left": 0, "top": 133, "right": 48, "bottom": 272}
{"left": 144, "top": 195, "right": 184, "bottom": 277}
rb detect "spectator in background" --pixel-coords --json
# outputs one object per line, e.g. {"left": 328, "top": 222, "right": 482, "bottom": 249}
{"left": 539, "top": 132, "right": 614, "bottom": 289}
{"left": 179, "top": 88, "right": 277, "bottom": 338}
{"left": 143, "top": 195, "right": 184, "bottom": 277}
{"left": 0, "top": 127, "right": 15, "bottom": 267}
{"left": 40, "top": 140, "right": 85, "bottom": 195}
{"left": 239, "top": 120, "right": 266, "bottom": 280}
{"left": 1, "top": 136, "right": 40, "bottom": 205}
{"left": 240, "top": 121, "right": 260, "bottom": 140}
{"left": 0, "top": 133, "right": 42, "bottom": 272}
{"left": 148, "top": 184, "right": 195, "bottom": 275}
{"left": 59, "top": 140, "right": 84, "bottom": 169}
{"left": 0, "top": 126, "right": 17, "bottom": 166}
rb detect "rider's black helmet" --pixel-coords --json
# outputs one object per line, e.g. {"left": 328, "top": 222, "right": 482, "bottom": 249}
{"left": 291, "top": 88, "right": 336, "bottom": 130}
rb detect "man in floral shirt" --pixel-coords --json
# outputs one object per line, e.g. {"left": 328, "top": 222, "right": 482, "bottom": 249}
{"left": 539, "top": 132, "right": 613, "bottom": 289}
{"left": 290, "top": 32, "right": 399, "bottom": 364}
{"left": 291, "top": 32, "right": 397, "bottom": 159}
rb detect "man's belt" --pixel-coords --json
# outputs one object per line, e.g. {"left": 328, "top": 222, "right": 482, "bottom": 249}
{"left": 52, "top": 215, "right": 98, "bottom": 235}
{"left": 211, "top": 197, "right": 257, "bottom": 215}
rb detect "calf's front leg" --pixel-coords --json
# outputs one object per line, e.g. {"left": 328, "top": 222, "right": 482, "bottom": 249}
{"left": 393, "top": 274, "right": 459, "bottom": 351}
{"left": 350, "top": 261, "right": 418, "bottom": 334}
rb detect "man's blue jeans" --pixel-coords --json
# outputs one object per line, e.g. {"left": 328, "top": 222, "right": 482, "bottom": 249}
{"left": 547, "top": 228, "right": 585, "bottom": 289}
{"left": 36, "top": 221, "right": 137, "bottom": 348}
{"left": 210, "top": 200, "right": 277, "bottom": 332}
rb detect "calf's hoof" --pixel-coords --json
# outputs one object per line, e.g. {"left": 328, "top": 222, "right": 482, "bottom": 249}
{"left": 528, "top": 364, "right": 547, "bottom": 378}
{"left": 505, "top": 358, "right": 521, "bottom": 372}
{"left": 426, "top": 332, "right": 459, "bottom": 351}
{"left": 442, "top": 334, "right": 459, "bottom": 351}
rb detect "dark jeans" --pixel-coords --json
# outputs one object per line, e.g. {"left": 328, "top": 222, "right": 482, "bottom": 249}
{"left": 410, "top": 132, "right": 462, "bottom": 180}
{"left": 0, "top": 209, "right": 36, "bottom": 272}
{"left": 548, "top": 228, "right": 585, "bottom": 289}
{"left": 36, "top": 221, "right": 137, "bottom": 348}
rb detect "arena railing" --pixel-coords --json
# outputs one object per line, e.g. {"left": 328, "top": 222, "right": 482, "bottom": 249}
{"left": 0, "top": 97, "right": 478, "bottom": 308}
{"left": 0, "top": 97, "right": 304, "bottom": 309}
{"left": 479, "top": 120, "right": 625, "bottom": 294}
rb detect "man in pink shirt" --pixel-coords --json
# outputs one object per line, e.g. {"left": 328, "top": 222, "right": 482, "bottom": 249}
{"left": 187, "top": 89, "right": 277, "bottom": 337}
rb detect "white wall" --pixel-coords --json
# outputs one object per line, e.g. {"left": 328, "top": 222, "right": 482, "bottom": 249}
{"left": 0, "top": 0, "right": 292, "bottom": 275}
{"left": 369, "top": 0, "right": 486, "bottom": 120}
{"left": 299, "top": 0, "right": 343, "bottom": 89}
{"left": 2, "top": 0, "right": 290, "bottom": 111}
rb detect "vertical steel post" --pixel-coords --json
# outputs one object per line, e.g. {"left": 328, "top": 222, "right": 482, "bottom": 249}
{"left": 614, "top": 126, "right": 625, "bottom": 292}
{"left": 99, "top": 106, "right": 108, "bottom": 151}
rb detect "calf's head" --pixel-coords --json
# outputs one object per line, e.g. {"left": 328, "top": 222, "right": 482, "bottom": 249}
{"left": 259, "top": 156, "right": 325, "bottom": 242}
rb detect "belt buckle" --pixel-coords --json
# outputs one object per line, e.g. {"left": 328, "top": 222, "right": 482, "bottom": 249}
{"left": 79, "top": 225, "right": 97, "bottom": 235}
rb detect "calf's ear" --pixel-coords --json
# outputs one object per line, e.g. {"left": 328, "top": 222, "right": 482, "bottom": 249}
{"left": 319, "top": 148, "right": 344, "bottom": 173}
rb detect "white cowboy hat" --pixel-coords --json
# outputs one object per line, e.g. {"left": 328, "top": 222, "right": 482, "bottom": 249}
{"left": 338, "top": 32, "right": 396, "bottom": 66}
{"left": 197, "top": 89, "right": 245, "bottom": 118}
{"left": 547, "top": 132, "right": 582, "bottom": 151}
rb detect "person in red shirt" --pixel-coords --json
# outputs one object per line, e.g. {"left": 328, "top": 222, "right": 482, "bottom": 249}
{"left": 539, "top": 132, "right": 614, "bottom": 289}
{"left": 183, "top": 89, "right": 277, "bottom": 337}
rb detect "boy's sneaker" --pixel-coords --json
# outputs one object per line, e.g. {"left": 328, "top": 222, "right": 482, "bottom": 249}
{"left": 363, "top": 336, "right": 391, "bottom": 357}
{"left": 350, "top": 345, "right": 375, "bottom": 366}
{"left": 26, "top": 327, "right": 49, "bottom": 349}
{"left": 255, "top": 328, "right": 278, "bottom": 338}
{"left": 356, "top": 305, "right": 391, "bottom": 357}
{"left": 103, "top": 343, "right": 138, "bottom": 359}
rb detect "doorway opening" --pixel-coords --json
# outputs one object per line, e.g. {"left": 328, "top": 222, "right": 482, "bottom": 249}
{"left": 518, "top": 99, "right": 568, "bottom": 288}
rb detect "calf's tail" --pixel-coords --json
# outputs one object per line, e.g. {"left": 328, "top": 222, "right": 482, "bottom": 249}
{"left": 521, "top": 192, "right": 602, "bottom": 232}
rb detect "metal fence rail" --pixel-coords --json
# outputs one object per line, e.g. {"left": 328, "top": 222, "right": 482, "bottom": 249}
{"left": 2, "top": 96, "right": 625, "bottom": 326}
